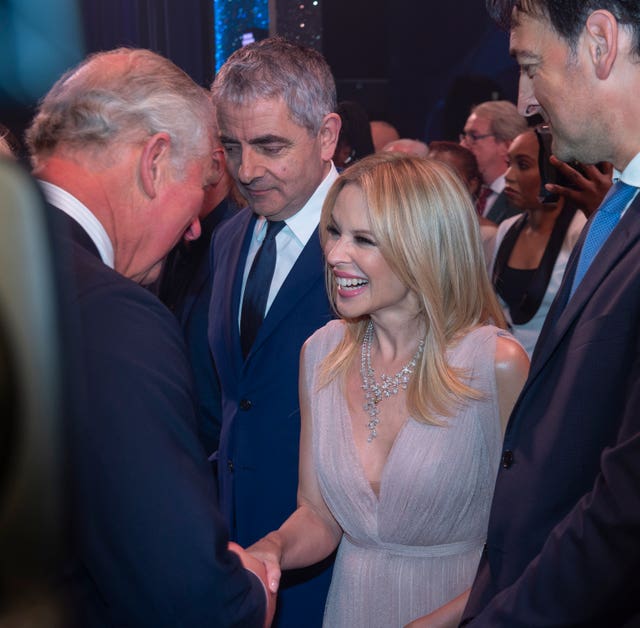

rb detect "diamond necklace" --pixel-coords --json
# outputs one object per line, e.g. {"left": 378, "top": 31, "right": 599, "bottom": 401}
{"left": 360, "top": 319, "right": 425, "bottom": 442}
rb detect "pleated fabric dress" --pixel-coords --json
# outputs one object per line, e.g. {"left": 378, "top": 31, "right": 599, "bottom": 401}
{"left": 302, "top": 320, "right": 506, "bottom": 627}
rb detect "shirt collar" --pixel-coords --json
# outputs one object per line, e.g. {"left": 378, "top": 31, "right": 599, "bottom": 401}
{"left": 38, "top": 180, "right": 115, "bottom": 268}
{"left": 255, "top": 162, "right": 339, "bottom": 245}
{"left": 616, "top": 152, "right": 640, "bottom": 188}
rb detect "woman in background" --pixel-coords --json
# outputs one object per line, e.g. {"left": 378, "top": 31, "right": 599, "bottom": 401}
{"left": 491, "top": 129, "right": 587, "bottom": 356}
{"left": 248, "top": 153, "right": 529, "bottom": 627}
{"left": 332, "top": 100, "right": 375, "bottom": 170}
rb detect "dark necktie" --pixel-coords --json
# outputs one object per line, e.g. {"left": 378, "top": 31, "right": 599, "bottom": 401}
{"left": 569, "top": 180, "right": 637, "bottom": 299}
{"left": 476, "top": 185, "right": 491, "bottom": 217}
{"left": 241, "top": 220, "right": 286, "bottom": 358}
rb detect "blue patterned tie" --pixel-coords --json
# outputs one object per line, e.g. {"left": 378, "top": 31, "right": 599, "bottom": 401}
{"left": 569, "top": 180, "right": 637, "bottom": 298}
{"left": 241, "top": 220, "right": 286, "bottom": 358}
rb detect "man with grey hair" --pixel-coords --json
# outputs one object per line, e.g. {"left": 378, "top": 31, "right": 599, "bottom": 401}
{"left": 208, "top": 37, "right": 341, "bottom": 627}
{"left": 27, "top": 48, "right": 274, "bottom": 626}
{"left": 460, "top": 100, "right": 528, "bottom": 223}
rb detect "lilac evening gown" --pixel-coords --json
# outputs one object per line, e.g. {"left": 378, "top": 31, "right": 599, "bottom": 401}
{"left": 303, "top": 320, "right": 507, "bottom": 627}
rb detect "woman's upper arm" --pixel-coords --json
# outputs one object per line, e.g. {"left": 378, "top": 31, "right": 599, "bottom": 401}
{"left": 297, "top": 341, "right": 340, "bottom": 531}
{"left": 494, "top": 334, "right": 530, "bottom": 433}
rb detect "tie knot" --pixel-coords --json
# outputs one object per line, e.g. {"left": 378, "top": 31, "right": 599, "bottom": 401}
{"left": 265, "top": 220, "right": 286, "bottom": 240}
{"left": 600, "top": 180, "right": 637, "bottom": 215}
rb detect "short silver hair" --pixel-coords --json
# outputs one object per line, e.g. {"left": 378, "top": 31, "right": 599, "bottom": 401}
{"left": 471, "top": 100, "right": 528, "bottom": 143}
{"left": 211, "top": 37, "right": 336, "bottom": 135}
{"left": 26, "top": 48, "right": 214, "bottom": 171}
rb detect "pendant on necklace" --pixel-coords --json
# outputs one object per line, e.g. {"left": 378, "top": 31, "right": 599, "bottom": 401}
{"left": 360, "top": 319, "right": 424, "bottom": 442}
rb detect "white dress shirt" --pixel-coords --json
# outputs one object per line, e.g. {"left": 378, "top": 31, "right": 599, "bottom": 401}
{"left": 238, "top": 163, "right": 338, "bottom": 325}
{"left": 239, "top": 163, "right": 339, "bottom": 326}
{"left": 614, "top": 151, "right": 640, "bottom": 218}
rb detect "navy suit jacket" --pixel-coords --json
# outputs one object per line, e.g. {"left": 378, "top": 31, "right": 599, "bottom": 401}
{"left": 52, "top": 207, "right": 265, "bottom": 627}
{"left": 485, "top": 189, "right": 520, "bottom": 225}
{"left": 462, "top": 195, "right": 640, "bottom": 626}
{"left": 208, "top": 207, "right": 334, "bottom": 627}
{"left": 157, "top": 199, "right": 237, "bottom": 455}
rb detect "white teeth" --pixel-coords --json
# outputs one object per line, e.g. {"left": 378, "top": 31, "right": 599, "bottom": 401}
{"left": 335, "top": 276, "right": 368, "bottom": 288}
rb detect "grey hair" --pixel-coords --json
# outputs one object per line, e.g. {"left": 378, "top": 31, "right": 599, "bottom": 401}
{"left": 472, "top": 100, "right": 528, "bottom": 143}
{"left": 26, "top": 48, "right": 214, "bottom": 171}
{"left": 211, "top": 37, "right": 336, "bottom": 135}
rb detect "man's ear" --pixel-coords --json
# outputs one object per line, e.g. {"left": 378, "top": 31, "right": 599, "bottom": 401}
{"left": 585, "top": 10, "right": 618, "bottom": 80}
{"left": 497, "top": 138, "right": 511, "bottom": 164}
{"left": 319, "top": 112, "right": 342, "bottom": 161}
{"left": 209, "top": 146, "right": 226, "bottom": 187}
{"left": 140, "top": 132, "right": 171, "bottom": 198}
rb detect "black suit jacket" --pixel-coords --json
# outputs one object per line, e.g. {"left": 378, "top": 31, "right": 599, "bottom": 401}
{"left": 156, "top": 199, "right": 237, "bottom": 455}
{"left": 462, "top": 195, "right": 640, "bottom": 626}
{"left": 52, "top": 207, "right": 265, "bottom": 627}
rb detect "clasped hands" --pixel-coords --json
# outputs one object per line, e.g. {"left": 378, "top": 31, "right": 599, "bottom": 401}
{"left": 228, "top": 535, "right": 283, "bottom": 627}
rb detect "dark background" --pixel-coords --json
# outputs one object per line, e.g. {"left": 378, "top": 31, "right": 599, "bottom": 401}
{"left": 0, "top": 0, "right": 518, "bottom": 157}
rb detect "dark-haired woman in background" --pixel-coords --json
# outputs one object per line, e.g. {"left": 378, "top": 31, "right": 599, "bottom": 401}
{"left": 429, "top": 140, "right": 496, "bottom": 266}
{"left": 490, "top": 129, "right": 587, "bottom": 356}
{"left": 332, "top": 100, "right": 375, "bottom": 170}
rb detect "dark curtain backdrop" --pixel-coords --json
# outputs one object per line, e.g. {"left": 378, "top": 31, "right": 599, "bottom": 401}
{"left": 80, "top": 0, "right": 515, "bottom": 140}
{"left": 323, "top": 0, "right": 518, "bottom": 142}
{"left": 81, "top": 0, "right": 215, "bottom": 88}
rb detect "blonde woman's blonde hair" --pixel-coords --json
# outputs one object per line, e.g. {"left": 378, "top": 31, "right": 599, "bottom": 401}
{"left": 319, "top": 151, "right": 506, "bottom": 424}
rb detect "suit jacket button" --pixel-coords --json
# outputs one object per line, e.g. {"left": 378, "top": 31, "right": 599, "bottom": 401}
{"left": 239, "top": 399, "right": 252, "bottom": 411}
{"left": 501, "top": 449, "right": 514, "bottom": 468}
{"left": 227, "top": 459, "right": 234, "bottom": 472}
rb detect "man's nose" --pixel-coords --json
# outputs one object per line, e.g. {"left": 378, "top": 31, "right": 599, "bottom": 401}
{"left": 238, "top": 148, "right": 264, "bottom": 184}
{"left": 517, "top": 74, "right": 541, "bottom": 118}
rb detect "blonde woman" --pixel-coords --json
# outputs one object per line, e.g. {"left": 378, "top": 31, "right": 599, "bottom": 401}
{"left": 248, "top": 153, "right": 529, "bottom": 627}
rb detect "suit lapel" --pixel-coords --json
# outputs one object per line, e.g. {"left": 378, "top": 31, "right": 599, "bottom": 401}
{"left": 526, "top": 196, "right": 640, "bottom": 386}
{"left": 211, "top": 210, "right": 255, "bottom": 372}
{"left": 246, "top": 227, "right": 324, "bottom": 360}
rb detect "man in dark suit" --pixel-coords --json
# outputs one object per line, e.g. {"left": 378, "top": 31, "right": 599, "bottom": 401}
{"left": 208, "top": 37, "right": 341, "bottom": 627}
{"left": 155, "top": 110, "right": 241, "bottom": 456}
{"left": 26, "top": 48, "right": 274, "bottom": 627}
{"left": 457, "top": 1, "right": 640, "bottom": 626}
{"left": 460, "top": 100, "right": 527, "bottom": 224}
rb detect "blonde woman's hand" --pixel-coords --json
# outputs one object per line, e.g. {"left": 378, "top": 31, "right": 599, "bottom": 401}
{"left": 228, "top": 541, "right": 278, "bottom": 627}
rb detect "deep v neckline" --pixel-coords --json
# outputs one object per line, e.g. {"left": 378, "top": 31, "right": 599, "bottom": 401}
{"left": 342, "top": 392, "right": 412, "bottom": 502}
{"left": 341, "top": 328, "right": 483, "bottom": 501}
